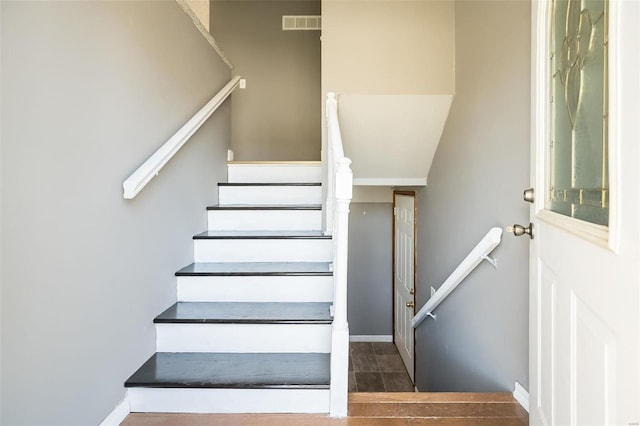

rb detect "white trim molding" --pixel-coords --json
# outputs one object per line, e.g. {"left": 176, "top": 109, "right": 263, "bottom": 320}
{"left": 353, "top": 178, "right": 427, "bottom": 187}
{"left": 98, "top": 394, "right": 130, "bottom": 426}
{"left": 349, "top": 335, "right": 393, "bottom": 343}
{"left": 513, "top": 381, "right": 529, "bottom": 413}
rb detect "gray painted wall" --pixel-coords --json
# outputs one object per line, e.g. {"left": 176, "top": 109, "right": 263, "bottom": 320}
{"left": 415, "top": 1, "right": 531, "bottom": 392}
{"left": 1, "top": 2, "right": 231, "bottom": 425}
{"left": 210, "top": 1, "right": 321, "bottom": 161}
{"left": 348, "top": 203, "right": 393, "bottom": 336}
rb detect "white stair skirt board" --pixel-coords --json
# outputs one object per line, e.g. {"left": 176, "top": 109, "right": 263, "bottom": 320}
{"left": 513, "top": 381, "right": 529, "bottom": 413}
{"left": 227, "top": 164, "right": 322, "bottom": 183}
{"left": 194, "top": 239, "right": 332, "bottom": 263}
{"left": 155, "top": 323, "right": 332, "bottom": 353}
{"left": 128, "top": 388, "right": 330, "bottom": 414}
{"left": 208, "top": 210, "right": 322, "bottom": 231}
{"left": 177, "top": 276, "right": 333, "bottom": 303}
{"left": 219, "top": 186, "right": 322, "bottom": 205}
{"left": 98, "top": 395, "right": 130, "bottom": 426}
{"left": 349, "top": 335, "right": 393, "bottom": 343}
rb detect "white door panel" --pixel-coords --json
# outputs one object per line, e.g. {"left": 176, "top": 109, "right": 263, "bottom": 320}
{"left": 394, "top": 193, "right": 415, "bottom": 382}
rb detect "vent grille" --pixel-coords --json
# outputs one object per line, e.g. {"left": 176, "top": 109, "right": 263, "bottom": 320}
{"left": 282, "top": 15, "right": 321, "bottom": 31}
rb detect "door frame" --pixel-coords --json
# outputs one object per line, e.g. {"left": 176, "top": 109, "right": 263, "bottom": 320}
{"left": 392, "top": 190, "right": 417, "bottom": 383}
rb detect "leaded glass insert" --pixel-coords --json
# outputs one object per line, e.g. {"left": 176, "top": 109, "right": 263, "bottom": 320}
{"left": 549, "top": 0, "right": 608, "bottom": 226}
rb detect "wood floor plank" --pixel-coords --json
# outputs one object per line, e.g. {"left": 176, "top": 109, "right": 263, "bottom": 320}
{"left": 121, "top": 413, "right": 528, "bottom": 426}
{"left": 120, "top": 393, "right": 529, "bottom": 426}
{"left": 121, "top": 413, "right": 410, "bottom": 426}
{"left": 348, "top": 402, "right": 526, "bottom": 418}
{"left": 408, "top": 418, "right": 528, "bottom": 426}
{"left": 349, "top": 392, "right": 516, "bottom": 403}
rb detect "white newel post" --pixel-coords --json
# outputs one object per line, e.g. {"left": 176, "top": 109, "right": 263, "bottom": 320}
{"left": 324, "top": 92, "right": 337, "bottom": 235}
{"left": 329, "top": 158, "right": 352, "bottom": 418}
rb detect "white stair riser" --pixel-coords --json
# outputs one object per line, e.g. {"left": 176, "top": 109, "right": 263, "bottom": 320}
{"left": 228, "top": 164, "right": 322, "bottom": 183}
{"left": 128, "top": 388, "right": 330, "bottom": 414}
{"left": 177, "top": 276, "right": 333, "bottom": 303}
{"left": 155, "top": 324, "right": 331, "bottom": 353}
{"left": 208, "top": 210, "right": 322, "bottom": 231}
{"left": 194, "top": 239, "right": 332, "bottom": 263}
{"left": 219, "top": 186, "right": 321, "bottom": 205}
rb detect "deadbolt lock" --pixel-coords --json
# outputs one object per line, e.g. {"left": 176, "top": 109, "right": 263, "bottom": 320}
{"left": 523, "top": 188, "right": 535, "bottom": 203}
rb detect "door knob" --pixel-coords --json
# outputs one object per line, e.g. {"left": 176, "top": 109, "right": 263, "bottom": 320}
{"left": 523, "top": 188, "right": 535, "bottom": 203}
{"left": 506, "top": 223, "right": 534, "bottom": 239}
{"left": 406, "top": 301, "right": 415, "bottom": 308}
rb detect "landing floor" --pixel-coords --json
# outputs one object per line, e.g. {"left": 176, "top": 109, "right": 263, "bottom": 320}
{"left": 349, "top": 342, "right": 414, "bottom": 392}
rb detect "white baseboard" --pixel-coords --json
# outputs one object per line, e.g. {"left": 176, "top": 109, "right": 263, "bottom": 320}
{"left": 513, "top": 381, "right": 529, "bottom": 413}
{"left": 98, "top": 394, "right": 130, "bottom": 426}
{"left": 349, "top": 335, "right": 393, "bottom": 342}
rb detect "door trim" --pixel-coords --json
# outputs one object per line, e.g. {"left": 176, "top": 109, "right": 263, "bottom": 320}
{"left": 392, "top": 190, "right": 417, "bottom": 383}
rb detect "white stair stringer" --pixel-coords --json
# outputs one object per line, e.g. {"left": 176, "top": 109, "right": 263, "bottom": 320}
{"left": 128, "top": 388, "right": 330, "bottom": 414}
{"left": 194, "top": 238, "right": 332, "bottom": 263}
{"left": 155, "top": 323, "right": 332, "bottom": 353}
{"left": 177, "top": 275, "right": 333, "bottom": 303}
{"left": 218, "top": 184, "right": 321, "bottom": 205}
{"left": 227, "top": 162, "right": 321, "bottom": 183}
{"left": 207, "top": 208, "right": 322, "bottom": 231}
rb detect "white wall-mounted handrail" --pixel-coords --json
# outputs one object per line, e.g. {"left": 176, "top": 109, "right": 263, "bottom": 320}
{"left": 122, "top": 75, "right": 241, "bottom": 199}
{"left": 412, "top": 227, "right": 503, "bottom": 328}
{"left": 325, "top": 92, "right": 352, "bottom": 418}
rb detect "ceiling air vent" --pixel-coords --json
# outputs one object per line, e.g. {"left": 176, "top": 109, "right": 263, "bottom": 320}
{"left": 282, "top": 15, "right": 321, "bottom": 31}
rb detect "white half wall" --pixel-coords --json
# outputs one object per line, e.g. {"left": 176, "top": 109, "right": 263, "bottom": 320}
{"left": 338, "top": 94, "right": 453, "bottom": 183}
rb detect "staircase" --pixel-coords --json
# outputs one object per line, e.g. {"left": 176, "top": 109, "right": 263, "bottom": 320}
{"left": 125, "top": 161, "right": 338, "bottom": 414}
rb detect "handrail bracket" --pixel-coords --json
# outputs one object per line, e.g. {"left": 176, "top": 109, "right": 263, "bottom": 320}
{"left": 481, "top": 254, "right": 498, "bottom": 268}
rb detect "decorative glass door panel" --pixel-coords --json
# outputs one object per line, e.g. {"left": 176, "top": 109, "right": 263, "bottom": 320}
{"left": 549, "top": 0, "right": 608, "bottom": 226}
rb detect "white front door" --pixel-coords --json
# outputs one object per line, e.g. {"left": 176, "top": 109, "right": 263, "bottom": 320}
{"left": 529, "top": 1, "right": 640, "bottom": 425}
{"left": 394, "top": 192, "right": 416, "bottom": 382}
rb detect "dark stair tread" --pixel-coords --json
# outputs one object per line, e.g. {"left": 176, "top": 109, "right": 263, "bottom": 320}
{"left": 206, "top": 204, "right": 321, "bottom": 211}
{"left": 193, "top": 230, "right": 331, "bottom": 240}
{"left": 175, "top": 262, "right": 333, "bottom": 277}
{"left": 125, "top": 352, "right": 330, "bottom": 389}
{"left": 218, "top": 182, "right": 320, "bottom": 187}
{"left": 154, "top": 302, "right": 332, "bottom": 324}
